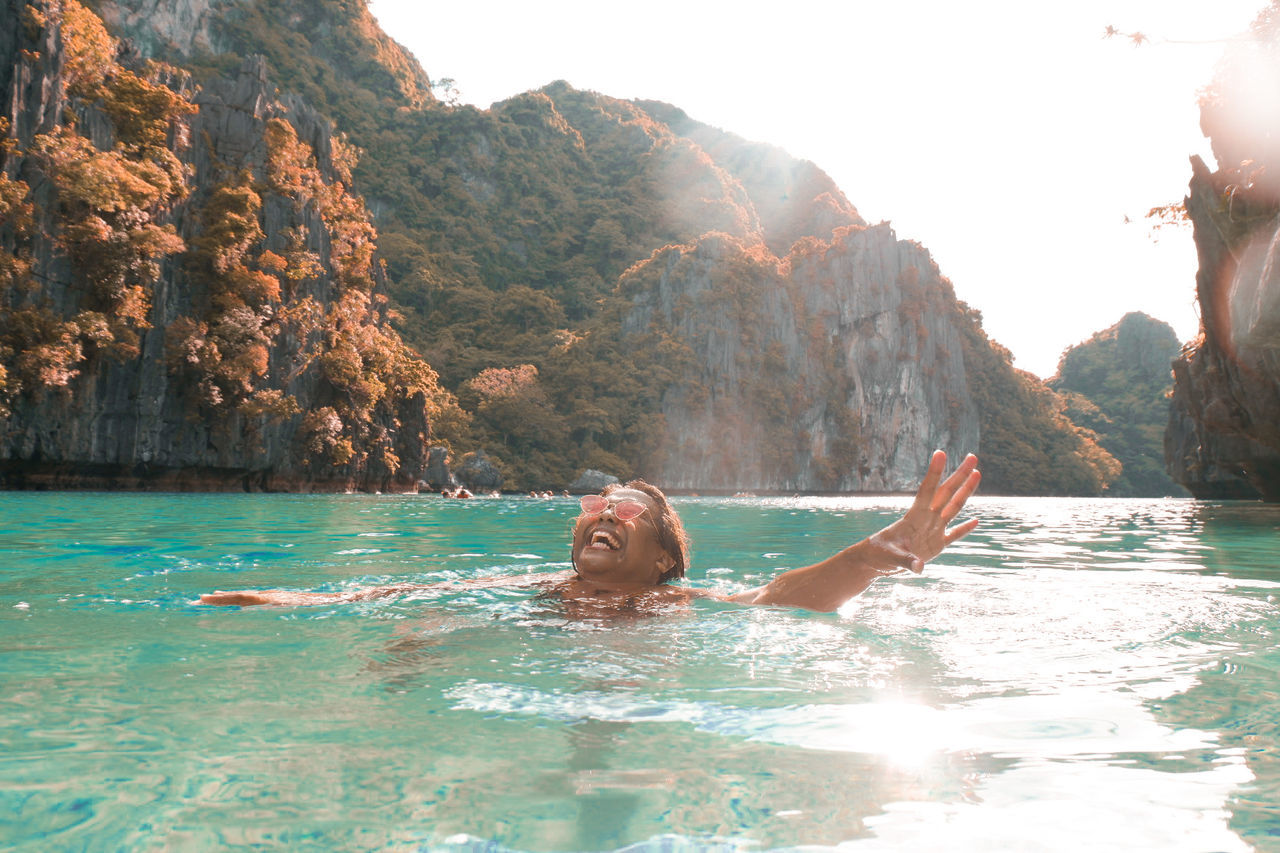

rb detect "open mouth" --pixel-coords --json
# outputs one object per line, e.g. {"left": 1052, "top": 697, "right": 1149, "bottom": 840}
{"left": 588, "top": 529, "right": 622, "bottom": 551}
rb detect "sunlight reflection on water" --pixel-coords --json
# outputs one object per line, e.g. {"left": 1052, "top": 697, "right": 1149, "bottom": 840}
{"left": 2, "top": 494, "right": 1280, "bottom": 851}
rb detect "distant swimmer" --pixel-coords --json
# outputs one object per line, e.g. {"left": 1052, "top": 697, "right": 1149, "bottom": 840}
{"left": 200, "top": 452, "right": 980, "bottom": 614}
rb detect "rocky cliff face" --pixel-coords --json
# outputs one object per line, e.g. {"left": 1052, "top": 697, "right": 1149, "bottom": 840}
{"left": 0, "top": 1, "right": 441, "bottom": 490}
{"left": 621, "top": 224, "right": 977, "bottom": 492}
{"left": 1166, "top": 157, "right": 1280, "bottom": 500}
{"left": 541, "top": 96, "right": 977, "bottom": 492}
{"left": 88, "top": 0, "right": 228, "bottom": 57}
{"left": 1164, "top": 4, "right": 1280, "bottom": 502}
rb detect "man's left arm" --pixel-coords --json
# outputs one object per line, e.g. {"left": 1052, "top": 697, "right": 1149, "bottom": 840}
{"left": 725, "top": 451, "right": 980, "bottom": 612}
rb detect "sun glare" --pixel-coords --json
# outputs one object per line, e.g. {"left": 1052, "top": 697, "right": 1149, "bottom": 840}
{"left": 857, "top": 702, "right": 949, "bottom": 768}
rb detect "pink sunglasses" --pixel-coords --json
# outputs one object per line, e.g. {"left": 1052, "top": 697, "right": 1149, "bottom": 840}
{"left": 579, "top": 494, "right": 648, "bottom": 521}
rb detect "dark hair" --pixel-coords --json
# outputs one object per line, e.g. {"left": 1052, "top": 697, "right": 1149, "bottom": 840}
{"left": 603, "top": 479, "right": 690, "bottom": 584}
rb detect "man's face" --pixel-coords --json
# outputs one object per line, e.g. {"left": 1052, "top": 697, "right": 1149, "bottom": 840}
{"left": 571, "top": 488, "right": 673, "bottom": 587}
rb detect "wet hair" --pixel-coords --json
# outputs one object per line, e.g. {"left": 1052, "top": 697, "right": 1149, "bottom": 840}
{"left": 603, "top": 479, "right": 690, "bottom": 584}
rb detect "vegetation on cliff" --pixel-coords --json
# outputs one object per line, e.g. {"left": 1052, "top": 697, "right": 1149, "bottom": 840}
{"left": 954, "top": 304, "right": 1119, "bottom": 496}
{"left": 167, "top": 113, "right": 459, "bottom": 479}
{"left": 3, "top": 0, "right": 1123, "bottom": 494}
{"left": 1, "top": 0, "right": 457, "bottom": 489}
{"left": 1051, "top": 313, "right": 1183, "bottom": 497}
{"left": 2, "top": 1, "right": 191, "bottom": 407}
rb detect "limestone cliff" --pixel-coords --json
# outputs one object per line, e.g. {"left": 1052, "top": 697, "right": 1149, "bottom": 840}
{"left": 85, "top": 0, "right": 434, "bottom": 110}
{"left": 1166, "top": 157, "right": 1280, "bottom": 500}
{"left": 1165, "top": 5, "right": 1280, "bottom": 502}
{"left": 620, "top": 225, "right": 978, "bottom": 492}
{"left": 0, "top": 1, "right": 446, "bottom": 490}
{"left": 87, "top": 0, "right": 228, "bottom": 58}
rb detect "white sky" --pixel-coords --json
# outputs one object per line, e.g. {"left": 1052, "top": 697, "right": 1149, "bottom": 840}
{"left": 367, "top": 0, "right": 1265, "bottom": 378}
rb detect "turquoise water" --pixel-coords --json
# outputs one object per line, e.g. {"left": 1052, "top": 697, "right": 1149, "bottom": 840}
{"left": 3, "top": 493, "right": 1280, "bottom": 851}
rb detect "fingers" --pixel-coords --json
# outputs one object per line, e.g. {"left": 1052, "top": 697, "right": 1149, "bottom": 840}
{"left": 914, "top": 449, "right": 947, "bottom": 510}
{"left": 930, "top": 453, "right": 979, "bottom": 515}
{"left": 939, "top": 468, "right": 981, "bottom": 521}
{"left": 943, "top": 516, "right": 980, "bottom": 546}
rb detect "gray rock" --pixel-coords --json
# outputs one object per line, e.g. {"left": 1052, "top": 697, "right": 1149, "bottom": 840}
{"left": 423, "top": 446, "right": 456, "bottom": 490}
{"left": 456, "top": 450, "right": 503, "bottom": 491}
{"left": 569, "top": 469, "right": 620, "bottom": 493}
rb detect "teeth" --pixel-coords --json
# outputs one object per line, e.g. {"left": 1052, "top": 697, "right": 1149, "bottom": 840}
{"left": 590, "top": 530, "right": 620, "bottom": 550}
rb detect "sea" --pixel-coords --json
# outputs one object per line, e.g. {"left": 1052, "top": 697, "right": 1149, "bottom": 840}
{"left": 2, "top": 492, "right": 1279, "bottom": 851}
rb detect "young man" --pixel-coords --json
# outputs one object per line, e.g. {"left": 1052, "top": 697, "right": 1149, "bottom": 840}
{"left": 200, "top": 451, "right": 980, "bottom": 613}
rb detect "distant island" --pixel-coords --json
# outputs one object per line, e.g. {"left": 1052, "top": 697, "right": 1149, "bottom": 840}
{"left": 1049, "top": 312, "right": 1184, "bottom": 497}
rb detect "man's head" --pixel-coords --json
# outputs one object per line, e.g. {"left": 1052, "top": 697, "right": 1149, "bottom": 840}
{"left": 571, "top": 479, "right": 690, "bottom": 587}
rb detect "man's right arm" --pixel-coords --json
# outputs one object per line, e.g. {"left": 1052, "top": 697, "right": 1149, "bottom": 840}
{"left": 196, "top": 570, "right": 567, "bottom": 607}
{"left": 197, "top": 584, "right": 422, "bottom": 607}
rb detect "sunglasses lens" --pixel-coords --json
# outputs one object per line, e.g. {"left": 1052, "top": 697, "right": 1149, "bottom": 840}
{"left": 614, "top": 501, "right": 646, "bottom": 521}
{"left": 580, "top": 495, "right": 607, "bottom": 514}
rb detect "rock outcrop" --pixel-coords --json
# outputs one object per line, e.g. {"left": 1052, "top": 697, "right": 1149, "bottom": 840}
{"left": 89, "top": 0, "right": 228, "bottom": 58}
{"left": 0, "top": 4, "right": 441, "bottom": 491}
{"left": 621, "top": 225, "right": 978, "bottom": 492}
{"left": 1166, "top": 157, "right": 1280, "bottom": 500}
{"left": 422, "top": 445, "right": 456, "bottom": 491}
{"left": 456, "top": 449, "right": 502, "bottom": 491}
{"left": 569, "top": 469, "right": 619, "bottom": 493}
{"left": 1164, "top": 6, "right": 1280, "bottom": 502}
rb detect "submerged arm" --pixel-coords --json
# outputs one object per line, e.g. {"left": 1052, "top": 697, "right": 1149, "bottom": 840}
{"left": 725, "top": 451, "right": 980, "bottom": 612}
{"left": 198, "top": 583, "right": 427, "bottom": 607}
{"left": 197, "top": 571, "right": 565, "bottom": 607}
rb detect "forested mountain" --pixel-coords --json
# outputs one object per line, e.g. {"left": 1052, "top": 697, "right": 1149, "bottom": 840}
{"left": 1051, "top": 313, "right": 1184, "bottom": 497}
{"left": 0, "top": 0, "right": 1120, "bottom": 494}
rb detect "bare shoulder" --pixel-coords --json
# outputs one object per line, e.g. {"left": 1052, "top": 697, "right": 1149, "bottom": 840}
{"left": 677, "top": 586, "right": 762, "bottom": 605}
{"left": 460, "top": 570, "right": 573, "bottom": 590}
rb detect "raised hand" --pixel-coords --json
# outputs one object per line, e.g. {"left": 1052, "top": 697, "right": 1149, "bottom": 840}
{"left": 730, "top": 451, "right": 980, "bottom": 611}
{"left": 867, "top": 450, "right": 981, "bottom": 574}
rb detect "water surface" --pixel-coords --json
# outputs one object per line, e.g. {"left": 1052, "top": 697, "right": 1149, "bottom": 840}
{"left": 2, "top": 493, "right": 1279, "bottom": 850}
